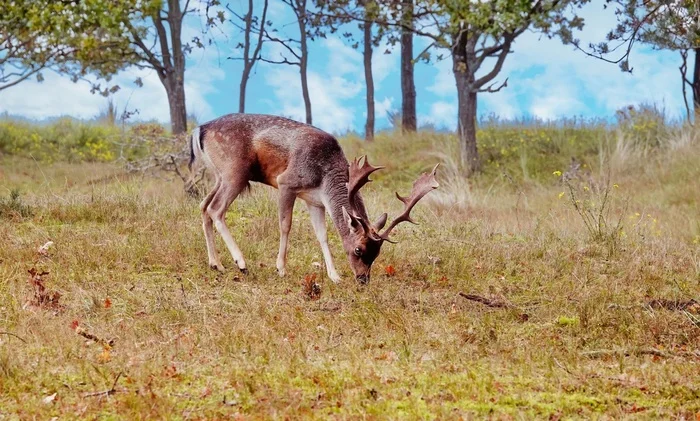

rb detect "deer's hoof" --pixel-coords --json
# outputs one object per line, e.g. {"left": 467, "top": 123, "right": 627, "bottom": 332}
{"left": 239, "top": 267, "right": 248, "bottom": 275}
{"left": 209, "top": 263, "right": 224, "bottom": 272}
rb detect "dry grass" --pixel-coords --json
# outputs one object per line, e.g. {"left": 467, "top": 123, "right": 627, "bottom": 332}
{"left": 1, "top": 127, "right": 699, "bottom": 419}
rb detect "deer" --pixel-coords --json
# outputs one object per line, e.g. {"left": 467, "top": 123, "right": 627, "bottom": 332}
{"left": 188, "top": 113, "right": 439, "bottom": 284}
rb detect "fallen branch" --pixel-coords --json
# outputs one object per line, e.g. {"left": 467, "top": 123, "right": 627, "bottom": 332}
{"left": 0, "top": 331, "right": 27, "bottom": 343}
{"left": 647, "top": 299, "right": 698, "bottom": 312}
{"left": 458, "top": 292, "right": 511, "bottom": 308}
{"left": 83, "top": 371, "right": 123, "bottom": 398}
{"left": 76, "top": 326, "right": 115, "bottom": 348}
{"left": 458, "top": 292, "right": 529, "bottom": 321}
{"left": 580, "top": 348, "right": 688, "bottom": 359}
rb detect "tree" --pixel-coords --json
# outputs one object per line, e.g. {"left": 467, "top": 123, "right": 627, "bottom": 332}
{"left": 576, "top": 1, "right": 700, "bottom": 120}
{"left": 313, "top": 0, "right": 385, "bottom": 141}
{"left": 400, "top": 0, "right": 417, "bottom": 132}
{"left": 227, "top": 0, "right": 270, "bottom": 113}
{"left": 124, "top": 0, "right": 203, "bottom": 135}
{"left": 418, "top": 0, "right": 586, "bottom": 174}
{"left": 0, "top": 1, "right": 133, "bottom": 92}
{"left": 1, "top": 0, "right": 222, "bottom": 135}
{"left": 263, "top": 0, "right": 313, "bottom": 125}
{"left": 363, "top": 2, "right": 377, "bottom": 140}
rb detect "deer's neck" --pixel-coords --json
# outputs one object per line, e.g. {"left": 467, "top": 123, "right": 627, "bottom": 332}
{"left": 323, "top": 170, "right": 369, "bottom": 241}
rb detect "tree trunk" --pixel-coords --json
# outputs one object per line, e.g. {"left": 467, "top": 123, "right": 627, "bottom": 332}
{"left": 239, "top": 0, "right": 253, "bottom": 113}
{"left": 453, "top": 54, "right": 480, "bottom": 175}
{"left": 693, "top": 47, "right": 700, "bottom": 121}
{"left": 298, "top": 0, "right": 312, "bottom": 125}
{"left": 239, "top": 65, "right": 251, "bottom": 113}
{"left": 166, "top": 0, "right": 187, "bottom": 134}
{"left": 166, "top": 77, "right": 187, "bottom": 135}
{"left": 363, "top": 18, "right": 374, "bottom": 141}
{"left": 300, "top": 48, "right": 312, "bottom": 125}
{"left": 238, "top": 0, "right": 268, "bottom": 114}
{"left": 400, "top": 0, "right": 416, "bottom": 132}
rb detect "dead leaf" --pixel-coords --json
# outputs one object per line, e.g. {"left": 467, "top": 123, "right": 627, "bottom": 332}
{"left": 385, "top": 265, "right": 396, "bottom": 277}
{"left": 376, "top": 351, "right": 398, "bottom": 362}
{"left": 27, "top": 268, "right": 63, "bottom": 311}
{"left": 302, "top": 273, "right": 321, "bottom": 301}
{"left": 71, "top": 320, "right": 80, "bottom": 330}
{"left": 98, "top": 348, "right": 111, "bottom": 363}
{"left": 623, "top": 403, "right": 646, "bottom": 414}
{"left": 104, "top": 297, "right": 112, "bottom": 309}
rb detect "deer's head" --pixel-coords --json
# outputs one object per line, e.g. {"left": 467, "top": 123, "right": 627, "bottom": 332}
{"left": 341, "top": 156, "right": 439, "bottom": 284}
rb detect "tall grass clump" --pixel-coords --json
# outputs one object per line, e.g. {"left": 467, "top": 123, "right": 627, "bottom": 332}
{"left": 0, "top": 189, "right": 33, "bottom": 220}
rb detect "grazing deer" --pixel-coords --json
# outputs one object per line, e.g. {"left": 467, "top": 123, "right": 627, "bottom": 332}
{"left": 188, "top": 114, "right": 438, "bottom": 284}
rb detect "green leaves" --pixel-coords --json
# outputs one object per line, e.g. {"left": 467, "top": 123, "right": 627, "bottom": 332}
{"left": 0, "top": 0, "right": 142, "bottom": 90}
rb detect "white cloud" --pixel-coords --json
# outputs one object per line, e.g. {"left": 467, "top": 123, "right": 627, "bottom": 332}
{"left": 423, "top": 101, "right": 457, "bottom": 129}
{"left": 375, "top": 96, "right": 394, "bottom": 121}
{"left": 264, "top": 64, "right": 362, "bottom": 133}
{"left": 324, "top": 38, "right": 362, "bottom": 76}
{"left": 427, "top": 58, "right": 454, "bottom": 97}
{"left": 372, "top": 41, "right": 400, "bottom": 88}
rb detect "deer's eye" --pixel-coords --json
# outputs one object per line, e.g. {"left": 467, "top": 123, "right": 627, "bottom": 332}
{"left": 354, "top": 247, "right": 363, "bottom": 257}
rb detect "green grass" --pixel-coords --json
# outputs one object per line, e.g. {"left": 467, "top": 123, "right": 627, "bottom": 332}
{"left": 1, "top": 120, "right": 699, "bottom": 419}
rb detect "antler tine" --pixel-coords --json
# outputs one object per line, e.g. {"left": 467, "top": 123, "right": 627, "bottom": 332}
{"left": 380, "top": 164, "right": 439, "bottom": 242}
{"left": 347, "top": 155, "right": 384, "bottom": 204}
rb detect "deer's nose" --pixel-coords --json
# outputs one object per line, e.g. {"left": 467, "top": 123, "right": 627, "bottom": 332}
{"left": 356, "top": 274, "right": 370, "bottom": 285}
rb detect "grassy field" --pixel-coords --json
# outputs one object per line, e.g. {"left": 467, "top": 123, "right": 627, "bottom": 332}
{"left": 1, "top": 120, "right": 699, "bottom": 419}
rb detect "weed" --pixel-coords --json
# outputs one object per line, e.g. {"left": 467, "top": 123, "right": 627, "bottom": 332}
{"left": 0, "top": 189, "right": 33, "bottom": 219}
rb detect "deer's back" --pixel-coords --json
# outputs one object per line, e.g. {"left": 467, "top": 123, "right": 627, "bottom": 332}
{"left": 200, "top": 114, "right": 347, "bottom": 188}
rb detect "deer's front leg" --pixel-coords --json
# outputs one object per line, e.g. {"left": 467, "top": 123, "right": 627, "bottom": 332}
{"left": 276, "top": 187, "right": 296, "bottom": 277}
{"left": 307, "top": 203, "right": 341, "bottom": 283}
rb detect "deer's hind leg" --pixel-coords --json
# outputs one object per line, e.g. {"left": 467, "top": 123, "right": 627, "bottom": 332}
{"left": 206, "top": 178, "right": 250, "bottom": 274}
{"left": 201, "top": 177, "right": 223, "bottom": 271}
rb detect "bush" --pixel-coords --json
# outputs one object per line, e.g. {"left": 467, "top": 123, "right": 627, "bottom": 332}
{"left": 0, "top": 118, "right": 123, "bottom": 162}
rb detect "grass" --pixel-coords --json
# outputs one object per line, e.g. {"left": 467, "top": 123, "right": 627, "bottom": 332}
{"left": 1, "top": 119, "right": 699, "bottom": 419}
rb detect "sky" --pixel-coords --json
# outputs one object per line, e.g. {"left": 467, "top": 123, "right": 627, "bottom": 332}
{"left": 0, "top": 0, "right": 688, "bottom": 135}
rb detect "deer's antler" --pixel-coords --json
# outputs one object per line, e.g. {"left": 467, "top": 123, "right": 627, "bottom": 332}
{"left": 380, "top": 164, "right": 439, "bottom": 243}
{"left": 348, "top": 155, "right": 384, "bottom": 205}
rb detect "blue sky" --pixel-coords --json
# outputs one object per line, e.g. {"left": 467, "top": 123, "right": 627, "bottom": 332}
{"left": 0, "top": 0, "right": 687, "bottom": 134}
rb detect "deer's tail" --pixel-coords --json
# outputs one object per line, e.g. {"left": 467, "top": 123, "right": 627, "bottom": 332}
{"left": 188, "top": 126, "right": 202, "bottom": 172}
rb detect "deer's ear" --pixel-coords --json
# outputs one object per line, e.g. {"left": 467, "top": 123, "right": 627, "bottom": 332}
{"left": 342, "top": 206, "right": 362, "bottom": 233}
{"left": 373, "top": 213, "right": 388, "bottom": 231}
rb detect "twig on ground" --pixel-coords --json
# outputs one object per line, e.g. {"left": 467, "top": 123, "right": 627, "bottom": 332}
{"left": 458, "top": 292, "right": 529, "bottom": 321}
{"left": 76, "top": 327, "right": 115, "bottom": 348}
{"left": 580, "top": 348, "right": 685, "bottom": 359}
{"left": 83, "top": 371, "right": 123, "bottom": 398}
{"left": 646, "top": 299, "right": 698, "bottom": 311}
{"left": 458, "top": 292, "right": 511, "bottom": 308}
{"left": 0, "top": 331, "right": 27, "bottom": 343}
